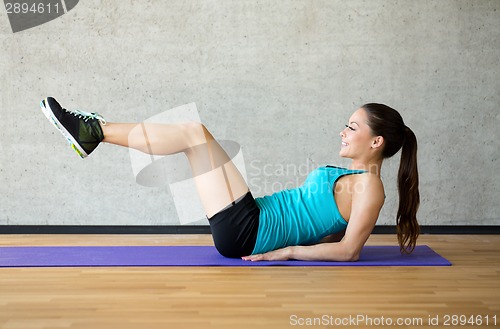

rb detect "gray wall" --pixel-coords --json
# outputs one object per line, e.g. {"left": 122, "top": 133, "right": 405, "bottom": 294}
{"left": 1, "top": 0, "right": 498, "bottom": 226}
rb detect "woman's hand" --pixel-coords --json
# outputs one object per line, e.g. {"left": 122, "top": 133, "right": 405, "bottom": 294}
{"left": 241, "top": 247, "right": 293, "bottom": 262}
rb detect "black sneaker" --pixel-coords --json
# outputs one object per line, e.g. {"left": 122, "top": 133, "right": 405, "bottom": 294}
{"left": 40, "top": 97, "right": 106, "bottom": 158}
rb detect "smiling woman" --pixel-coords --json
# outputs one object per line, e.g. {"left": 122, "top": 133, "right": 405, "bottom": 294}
{"left": 40, "top": 97, "right": 419, "bottom": 261}
{"left": 338, "top": 104, "right": 419, "bottom": 253}
{"left": 338, "top": 109, "right": 386, "bottom": 162}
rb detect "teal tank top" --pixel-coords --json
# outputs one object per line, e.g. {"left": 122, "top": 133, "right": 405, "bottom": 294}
{"left": 251, "top": 166, "right": 366, "bottom": 255}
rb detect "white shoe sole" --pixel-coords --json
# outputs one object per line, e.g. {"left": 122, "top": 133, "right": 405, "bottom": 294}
{"left": 40, "top": 98, "right": 88, "bottom": 158}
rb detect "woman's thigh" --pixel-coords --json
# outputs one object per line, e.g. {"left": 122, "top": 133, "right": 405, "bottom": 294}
{"left": 185, "top": 126, "right": 249, "bottom": 218}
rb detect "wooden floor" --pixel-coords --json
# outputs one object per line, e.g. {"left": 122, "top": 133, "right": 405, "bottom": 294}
{"left": 0, "top": 235, "right": 499, "bottom": 329}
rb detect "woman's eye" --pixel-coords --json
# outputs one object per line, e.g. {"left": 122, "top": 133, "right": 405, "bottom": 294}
{"left": 345, "top": 124, "right": 355, "bottom": 131}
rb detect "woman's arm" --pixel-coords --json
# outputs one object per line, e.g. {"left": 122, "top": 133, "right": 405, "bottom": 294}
{"left": 243, "top": 237, "right": 359, "bottom": 262}
{"left": 242, "top": 174, "right": 384, "bottom": 262}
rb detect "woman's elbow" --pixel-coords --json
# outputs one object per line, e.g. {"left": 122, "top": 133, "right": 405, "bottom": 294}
{"left": 346, "top": 252, "right": 360, "bottom": 262}
{"left": 323, "top": 242, "right": 360, "bottom": 261}
{"left": 341, "top": 245, "right": 360, "bottom": 262}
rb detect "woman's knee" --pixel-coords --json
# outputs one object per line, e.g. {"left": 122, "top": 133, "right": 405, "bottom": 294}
{"left": 181, "top": 122, "right": 213, "bottom": 148}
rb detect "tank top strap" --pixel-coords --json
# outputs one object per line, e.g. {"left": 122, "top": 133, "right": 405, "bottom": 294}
{"left": 325, "top": 165, "right": 367, "bottom": 175}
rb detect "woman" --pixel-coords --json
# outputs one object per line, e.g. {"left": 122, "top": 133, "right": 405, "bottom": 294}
{"left": 40, "top": 97, "right": 419, "bottom": 261}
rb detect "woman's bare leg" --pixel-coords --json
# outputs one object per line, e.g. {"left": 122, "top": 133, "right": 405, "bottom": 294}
{"left": 102, "top": 123, "right": 194, "bottom": 155}
{"left": 101, "top": 122, "right": 249, "bottom": 217}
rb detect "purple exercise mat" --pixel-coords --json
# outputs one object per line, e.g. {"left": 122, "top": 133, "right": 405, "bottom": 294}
{"left": 0, "top": 245, "right": 450, "bottom": 267}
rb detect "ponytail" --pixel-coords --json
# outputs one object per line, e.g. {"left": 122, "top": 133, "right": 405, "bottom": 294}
{"left": 396, "top": 126, "right": 420, "bottom": 253}
{"left": 362, "top": 103, "right": 420, "bottom": 254}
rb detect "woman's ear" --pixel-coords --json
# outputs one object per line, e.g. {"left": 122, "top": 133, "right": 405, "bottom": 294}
{"left": 371, "top": 136, "right": 384, "bottom": 149}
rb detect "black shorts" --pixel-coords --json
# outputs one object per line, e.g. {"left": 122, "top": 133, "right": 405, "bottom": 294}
{"left": 208, "top": 192, "right": 260, "bottom": 258}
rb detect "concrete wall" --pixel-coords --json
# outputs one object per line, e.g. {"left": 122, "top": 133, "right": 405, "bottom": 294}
{"left": 0, "top": 0, "right": 498, "bottom": 226}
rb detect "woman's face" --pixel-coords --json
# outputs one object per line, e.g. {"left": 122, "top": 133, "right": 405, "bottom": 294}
{"left": 339, "top": 108, "right": 377, "bottom": 159}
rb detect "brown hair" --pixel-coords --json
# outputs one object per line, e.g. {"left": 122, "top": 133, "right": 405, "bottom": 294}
{"left": 362, "top": 103, "right": 420, "bottom": 253}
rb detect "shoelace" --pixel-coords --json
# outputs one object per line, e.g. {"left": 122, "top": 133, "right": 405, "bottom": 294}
{"left": 65, "top": 108, "right": 107, "bottom": 125}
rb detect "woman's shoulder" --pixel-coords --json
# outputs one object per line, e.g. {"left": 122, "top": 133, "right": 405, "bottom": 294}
{"left": 352, "top": 172, "right": 385, "bottom": 200}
